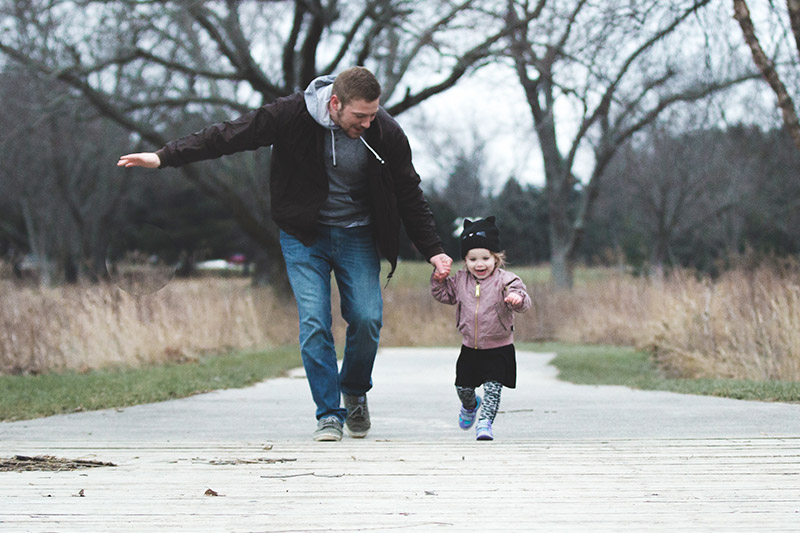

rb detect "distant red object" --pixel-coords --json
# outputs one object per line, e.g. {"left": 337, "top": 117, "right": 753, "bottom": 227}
{"left": 228, "top": 253, "right": 247, "bottom": 264}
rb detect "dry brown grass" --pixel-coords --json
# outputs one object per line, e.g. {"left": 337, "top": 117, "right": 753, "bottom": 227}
{"left": 380, "top": 287, "right": 460, "bottom": 347}
{"left": 644, "top": 268, "right": 800, "bottom": 380}
{"left": 511, "top": 265, "right": 800, "bottom": 381}
{"left": 4, "top": 261, "right": 800, "bottom": 381}
{"left": 514, "top": 275, "right": 660, "bottom": 346}
{"left": 0, "top": 278, "right": 297, "bottom": 374}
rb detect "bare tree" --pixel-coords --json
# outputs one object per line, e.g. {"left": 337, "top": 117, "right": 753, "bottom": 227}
{"left": 599, "top": 126, "right": 754, "bottom": 276}
{"left": 734, "top": 0, "right": 800, "bottom": 151}
{"left": 0, "top": 71, "right": 131, "bottom": 285}
{"left": 504, "top": 0, "right": 756, "bottom": 287}
{"left": 0, "top": 0, "right": 528, "bottom": 289}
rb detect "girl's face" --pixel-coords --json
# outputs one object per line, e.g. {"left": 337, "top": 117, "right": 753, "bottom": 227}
{"left": 465, "top": 248, "right": 497, "bottom": 280}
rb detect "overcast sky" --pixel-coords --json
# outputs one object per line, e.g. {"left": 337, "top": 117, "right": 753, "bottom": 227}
{"left": 402, "top": 64, "right": 544, "bottom": 192}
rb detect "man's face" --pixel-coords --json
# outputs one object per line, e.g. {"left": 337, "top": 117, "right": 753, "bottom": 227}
{"left": 330, "top": 95, "right": 379, "bottom": 138}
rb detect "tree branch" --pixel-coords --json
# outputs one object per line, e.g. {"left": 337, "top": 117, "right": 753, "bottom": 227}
{"left": 387, "top": 0, "right": 475, "bottom": 96}
{"left": 565, "top": 0, "right": 713, "bottom": 172}
{"left": 322, "top": 1, "right": 377, "bottom": 75}
{"left": 298, "top": 0, "right": 328, "bottom": 85}
{"left": 120, "top": 97, "right": 251, "bottom": 114}
{"left": 386, "top": 2, "right": 540, "bottom": 116}
{"left": 188, "top": 2, "right": 284, "bottom": 100}
{"left": 283, "top": 0, "right": 305, "bottom": 88}
{"left": 131, "top": 49, "right": 244, "bottom": 81}
{"left": 734, "top": 0, "right": 800, "bottom": 151}
{"left": 787, "top": 0, "right": 800, "bottom": 61}
{"left": 224, "top": 0, "right": 286, "bottom": 99}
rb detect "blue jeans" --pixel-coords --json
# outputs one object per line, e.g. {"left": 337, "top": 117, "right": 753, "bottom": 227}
{"left": 280, "top": 225, "right": 383, "bottom": 422}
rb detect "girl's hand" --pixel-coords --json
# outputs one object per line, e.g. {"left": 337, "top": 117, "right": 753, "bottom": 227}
{"left": 505, "top": 293, "right": 523, "bottom": 306}
{"left": 430, "top": 253, "right": 452, "bottom": 281}
{"left": 432, "top": 269, "right": 448, "bottom": 282}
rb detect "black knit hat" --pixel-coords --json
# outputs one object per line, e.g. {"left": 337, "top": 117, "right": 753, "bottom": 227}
{"left": 460, "top": 216, "right": 501, "bottom": 258}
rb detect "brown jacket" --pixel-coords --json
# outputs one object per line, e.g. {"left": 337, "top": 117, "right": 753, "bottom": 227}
{"left": 156, "top": 92, "right": 444, "bottom": 276}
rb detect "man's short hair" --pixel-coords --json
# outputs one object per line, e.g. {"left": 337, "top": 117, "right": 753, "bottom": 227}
{"left": 332, "top": 67, "right": 381, "bottom": 106}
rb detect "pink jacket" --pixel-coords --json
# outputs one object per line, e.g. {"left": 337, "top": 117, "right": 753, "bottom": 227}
{"left": 431, "top": 268, "right": 531, "bottom": 349}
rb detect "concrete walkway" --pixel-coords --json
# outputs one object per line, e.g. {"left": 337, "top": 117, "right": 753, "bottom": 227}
{"left": 2, "top": 348, "right": 800, "bottom": 531}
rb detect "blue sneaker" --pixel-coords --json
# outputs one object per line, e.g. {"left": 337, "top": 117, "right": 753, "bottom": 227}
{"left": 458, "top": 396, "right": 481, "bottom": 429}
{"left": 476, "top": 420, "right": 494, "bottom": 441}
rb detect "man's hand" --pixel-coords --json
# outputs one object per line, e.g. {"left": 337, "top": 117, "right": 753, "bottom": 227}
{"left": 430, "top": 253, "right": 453, "bottom": 281}
{"left": 117, "top": 152, "right": 161, "bottom": 168}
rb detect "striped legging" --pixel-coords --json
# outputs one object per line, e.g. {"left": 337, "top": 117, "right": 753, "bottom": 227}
{"left": 456, "top": 381, "right": 503, "bottom": 423}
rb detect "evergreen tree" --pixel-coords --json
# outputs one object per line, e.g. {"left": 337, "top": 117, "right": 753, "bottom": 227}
{"left": 492, "top": 178, "right": 549, "bottom": 265}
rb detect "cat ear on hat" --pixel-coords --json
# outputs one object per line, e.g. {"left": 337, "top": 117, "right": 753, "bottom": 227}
{"left": 463, "top": 218, "right": 473, "bottom": 229}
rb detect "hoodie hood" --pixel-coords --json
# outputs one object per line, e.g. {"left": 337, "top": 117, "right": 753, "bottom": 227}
{"left": 304, "top": 75, "right": 336, "bottom": 129}
{"left": 302, "top": 73, "right": 386, "bottom": 169}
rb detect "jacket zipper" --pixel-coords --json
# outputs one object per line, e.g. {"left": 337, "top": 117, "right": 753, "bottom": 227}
{"left": 474, "top": 282, "right": 480, "bottom": 349}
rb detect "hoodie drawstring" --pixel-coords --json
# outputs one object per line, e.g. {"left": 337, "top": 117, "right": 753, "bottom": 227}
{"left": 329, "top": 129, "right": 386, "bottom": 168}
{"left": 330, "top": 129, "right": 337, "bottom": 167}
{"left": 360, "top": 137, "right": 385, "bottom": 165}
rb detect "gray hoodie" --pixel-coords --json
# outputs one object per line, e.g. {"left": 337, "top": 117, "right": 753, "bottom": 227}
{"left": 303, "top": 75, "right": 337, "bottom": 129}
{"left": 304, "top": 75, "right": 381, "bottom": 228}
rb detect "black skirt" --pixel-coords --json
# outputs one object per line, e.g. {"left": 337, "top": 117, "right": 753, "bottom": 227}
{"left": 455, "top": 344, "right": 516, "bottom": 389}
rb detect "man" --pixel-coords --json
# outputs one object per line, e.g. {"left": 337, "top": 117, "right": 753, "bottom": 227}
{"left": 118, "top": 67, "right": 453, "bottom": 441}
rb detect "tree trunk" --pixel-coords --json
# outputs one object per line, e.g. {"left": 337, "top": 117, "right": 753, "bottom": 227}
{"left": 21, "top": 198, "right": 56, "bottom": 287}
{"left": 550, "top": 246, "right": 573, "bottom": 290}
{"left": 546, "top": 169, "right": 577, "bottom": 289}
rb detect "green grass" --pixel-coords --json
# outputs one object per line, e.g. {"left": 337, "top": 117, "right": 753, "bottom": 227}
{"left": 525, "top": 342, "right": 800, "bottom": 403}
{"left": 0, "top": 346, "right": 302, "bottom": 421}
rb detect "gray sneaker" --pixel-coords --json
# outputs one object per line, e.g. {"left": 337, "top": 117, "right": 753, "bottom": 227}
{"left": 313, "top": 416, "right": 343, "bottom": 442}
{"left": 343, "top": 394, "right": 371, "bottom": 438}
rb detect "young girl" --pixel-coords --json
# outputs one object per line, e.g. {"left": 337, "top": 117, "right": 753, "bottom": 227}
{"left": 431, "top": 216, "right": 531, "bottom": 440}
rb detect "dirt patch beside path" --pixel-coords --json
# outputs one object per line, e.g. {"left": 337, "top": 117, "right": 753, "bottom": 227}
{"left": 0, "top": 455, "right": 116, "bottom": 472}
